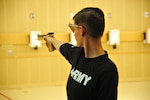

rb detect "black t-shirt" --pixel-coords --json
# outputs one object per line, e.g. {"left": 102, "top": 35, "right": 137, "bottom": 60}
{"left": 60, "top": 43, "right": 118, "bottom": 100}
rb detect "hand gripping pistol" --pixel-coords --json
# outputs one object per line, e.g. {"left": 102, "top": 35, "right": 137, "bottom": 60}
{"left": 38, "top": 32, "right": 55, "bottom": 52}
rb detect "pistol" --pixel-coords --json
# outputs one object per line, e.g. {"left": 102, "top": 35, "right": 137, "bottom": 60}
{"left": 38, "top": 32, "right": 54, "bottom": 39}
{"left": 38, "top": 32, "right": 55, "bottom": 52}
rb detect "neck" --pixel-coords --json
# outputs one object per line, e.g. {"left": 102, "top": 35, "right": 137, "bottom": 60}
{"left": 83, "top": 37, "right": 105, "bottom": 58}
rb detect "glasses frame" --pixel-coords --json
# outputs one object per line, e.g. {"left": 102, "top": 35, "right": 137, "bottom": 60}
{"left": 67, "top": 23, "right": 80, "bottom": 32}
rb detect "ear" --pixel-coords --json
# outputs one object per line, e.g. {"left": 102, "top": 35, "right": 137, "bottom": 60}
{"left": 80, "top": 26, "right": 86, "bottom": 36}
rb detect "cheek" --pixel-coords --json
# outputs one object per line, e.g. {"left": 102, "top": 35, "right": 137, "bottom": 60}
{"left": 74, "top": 33, "right": 80, "bottom": 41}
{"left": 74, "top": 32, "right": 78, "bottom": 40}
{"left": 74, "top": 32, "right": 83, "bottom": 46}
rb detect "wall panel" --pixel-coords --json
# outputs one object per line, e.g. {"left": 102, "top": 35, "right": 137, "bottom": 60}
{"left": 0, "top": 0, "right": 150, "bottom": 89}
{"left": 0, "top": 0, "right": 150, "bottom": 33}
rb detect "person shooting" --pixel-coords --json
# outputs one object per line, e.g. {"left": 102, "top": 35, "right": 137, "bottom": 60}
{"left": 44, "top": 7, "right": 118, "bottom": 100}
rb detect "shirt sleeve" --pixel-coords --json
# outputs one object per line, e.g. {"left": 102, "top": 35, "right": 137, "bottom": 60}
{"left": 60, "top": 43, "right": 83, "bottom": 66}
{"left": 60, "top": 43, "right": 73, "bottom": 64}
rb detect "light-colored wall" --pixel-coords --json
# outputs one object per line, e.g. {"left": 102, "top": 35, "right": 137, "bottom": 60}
{"left": 0, "top": 0, "right": 150, "bottom": 33}
{"left": 0, "top": 0, "right": 150, "bottom": 89}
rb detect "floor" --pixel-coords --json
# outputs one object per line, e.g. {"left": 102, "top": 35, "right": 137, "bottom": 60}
{"left": 0, "top": 81, "right": 150, "bottom": 100}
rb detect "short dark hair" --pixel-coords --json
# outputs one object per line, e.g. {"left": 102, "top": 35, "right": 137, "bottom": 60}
{"left": 73, "top": 7, "right": 105, "bottom": 38}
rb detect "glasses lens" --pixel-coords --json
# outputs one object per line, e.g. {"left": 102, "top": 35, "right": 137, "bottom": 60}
{"left": 68, "top": 24, "right": 78, "bottom": 32}
{"left": 69, "top": 25, "right": 75, "bottom": 32}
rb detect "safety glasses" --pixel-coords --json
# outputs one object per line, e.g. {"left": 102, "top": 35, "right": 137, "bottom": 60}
{"left": 67, "top": 23, "right": 79, "bottom": 32}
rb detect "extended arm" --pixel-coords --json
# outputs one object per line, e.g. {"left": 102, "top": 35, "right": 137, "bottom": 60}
{"left": 43, "top": 35, "right": 67, "bottom": 51}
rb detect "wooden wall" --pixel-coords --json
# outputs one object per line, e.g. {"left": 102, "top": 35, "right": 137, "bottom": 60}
{"left": 0, "top": 0, "right": 150, "bottom": 89}
{"left": 0, "top": 0, "right": 150, "bottom": 33}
